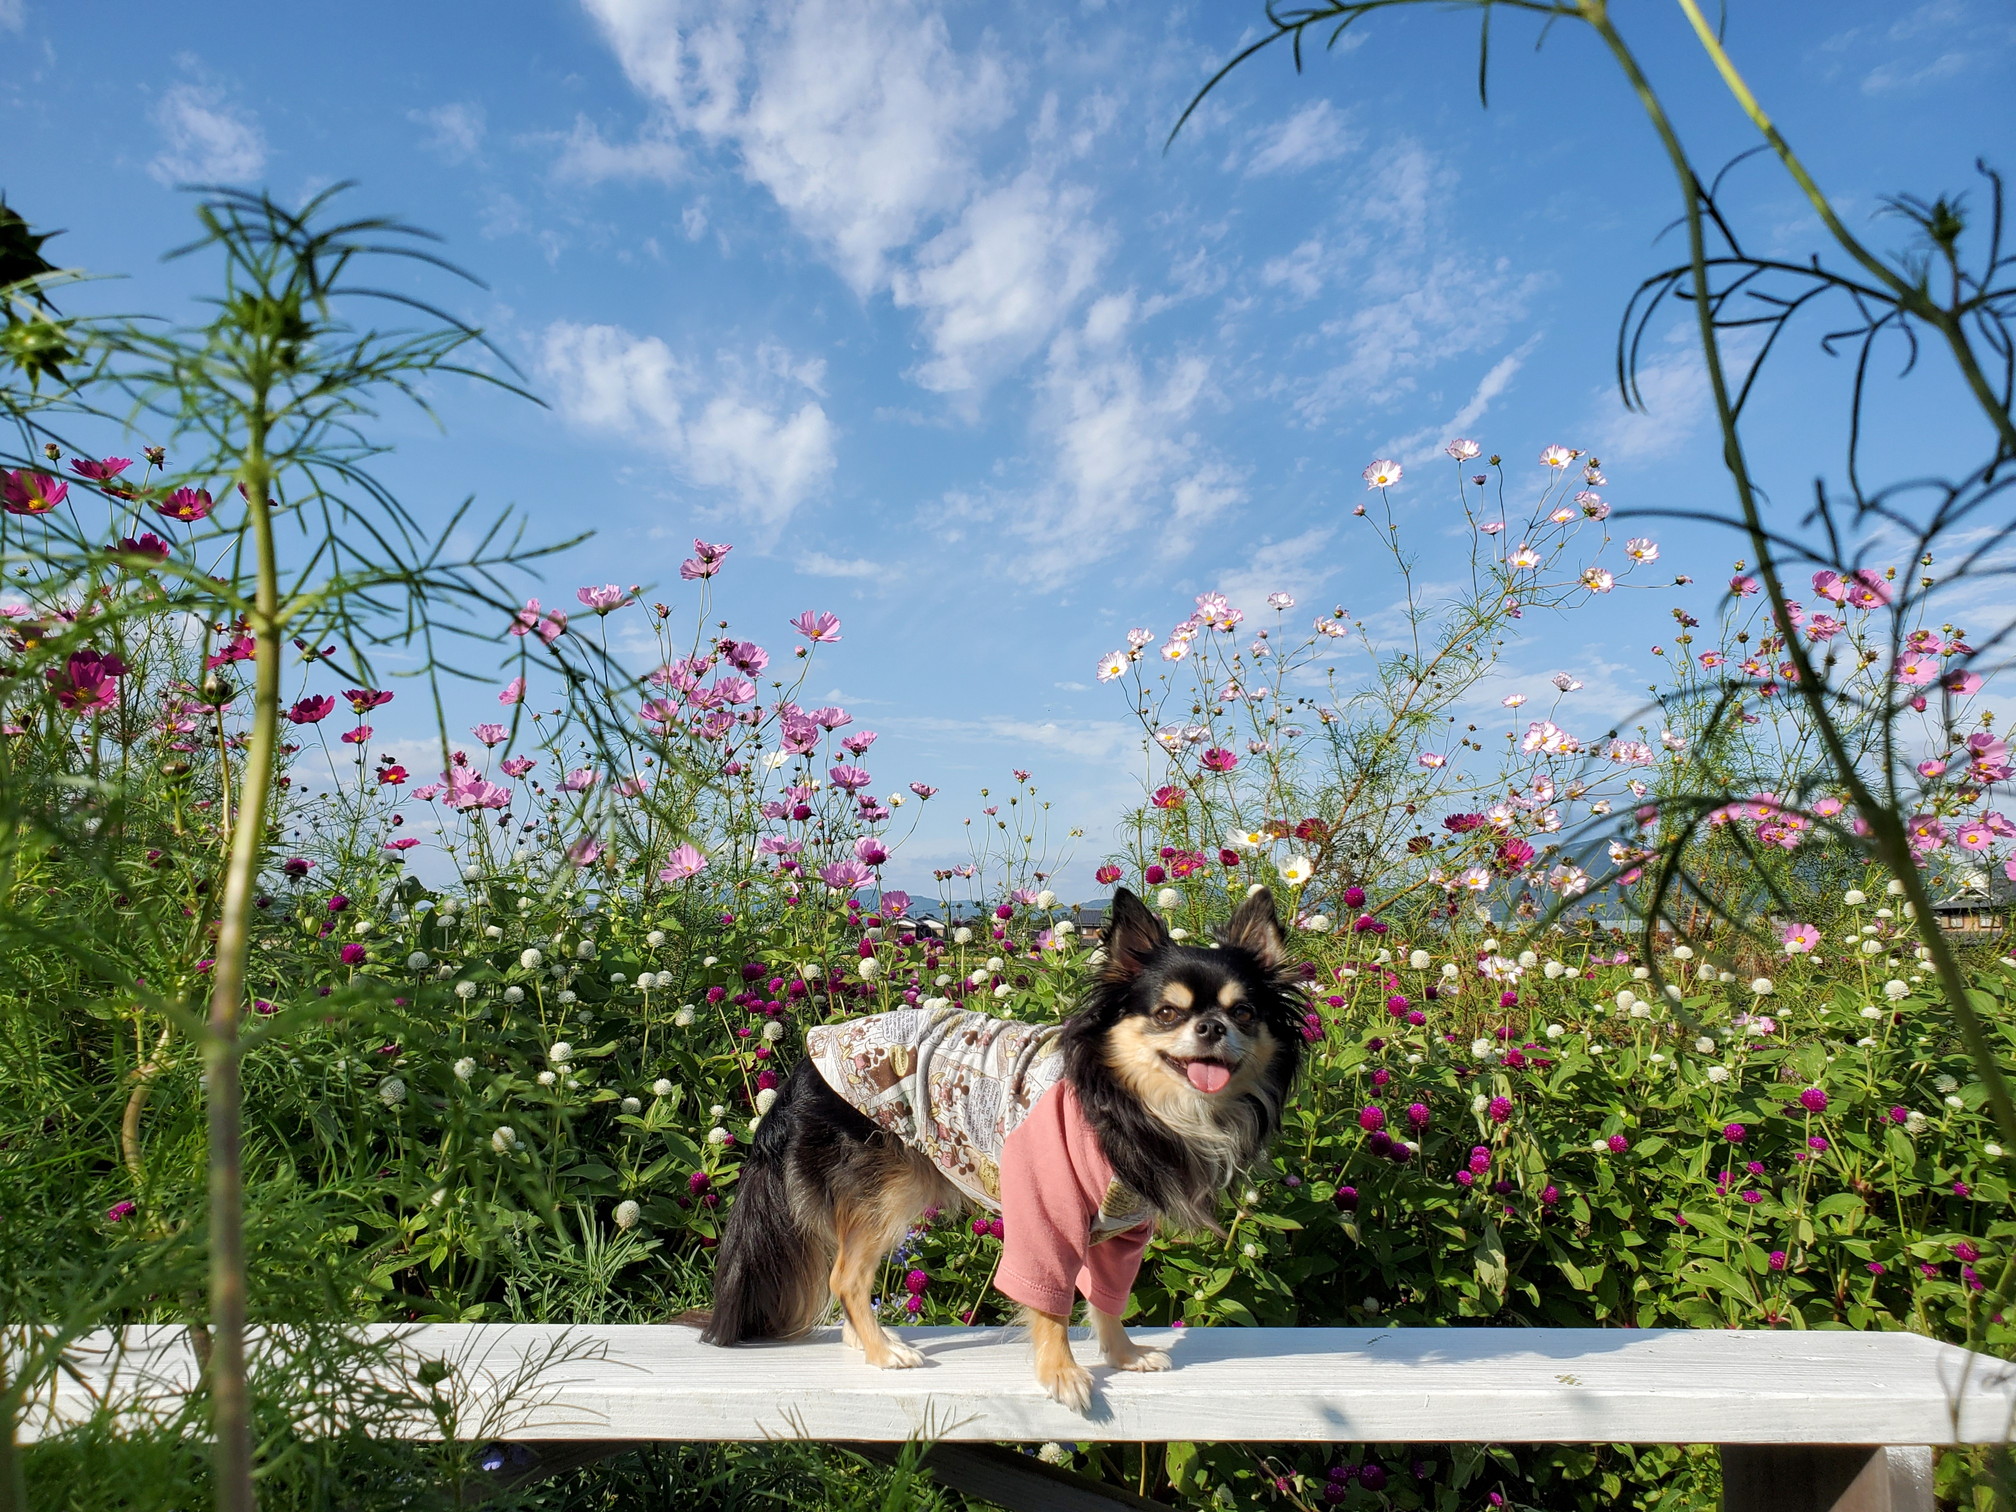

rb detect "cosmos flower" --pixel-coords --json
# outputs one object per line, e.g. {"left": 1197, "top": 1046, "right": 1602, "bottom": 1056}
{"left": 500, "top": 676, "right": 525, "bottom": 704}
{"left": 287, "top": 695, "right": 335, "bottom": 724}
{"left": 1580, "top": 567, "right": 1614, "bottom": 593}
{"left": 1267, "top": 591, "right": 1296, "bottom": 609}
{"left": 829, "top": 764, "right": 872, "bottom": 793}
{"left": 4, "top": 470, "right": 67, "bottom": 515}
{"left": 1096, "top": 651, "right": 1128, "bottom": 681}
{"left": 501, "top": 756, "right": 536, "bottom": 778}
{"left": 155, "top": 486, "right": 214, "bottom": 523}
{"left": 1445, "top": 438, "right": 1481, "bottom": 460}
{"left": 909, "top": 782, "right": 938, "bottom": 799}
{"left": 1551, "top": 673, "right": 1582, "bottom": 692}
{"left": 560, "top": 768, "right": 598, "bottom": 792}
{"left": 344, "top": 688, "right": 394, "bottom": 714}
{"left": 1278, "top": 855, "right": 1313, "bottom": 886}
{"left": 820, "top": 858, "right": 872, "bottom": 893}
{"left": 472, "top": 723, "right": 509, "bottom": 747}
{"left": 659, "top": 843, "right": 707, "bottom": 881}
{"left": 1200, "top": 747, "right": 1238, "bottom": 772}
{"left": 1576, "top": 491, "right": 1609, "bottom": 519}
{"left": 47, "top": 649, "right": 128, "bottom": 715}
{"left": 1625, "top": 538, "right": 1659, "bottom": 563}
{"left": 1508, "top": 544, "right": 1541, "bottom": 569}
{"left": 1362, "top": 459, "right": 1403, "bottom": 489}
{"left": 790, "top": 610, "right": 842, "bottom": 642}
{"left": 1781, "top": 922, "right": 1820, "bottom": 954}
{"left": 576, "top": 584, "right": 629, "bottom": 613}
{"left": 71, "top": 456, "right": 133, "bottom": 482}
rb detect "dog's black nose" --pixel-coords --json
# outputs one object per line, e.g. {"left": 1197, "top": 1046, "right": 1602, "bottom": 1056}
{"left": 1193, "top": 1016, "right": 1226, "bottom": 1044}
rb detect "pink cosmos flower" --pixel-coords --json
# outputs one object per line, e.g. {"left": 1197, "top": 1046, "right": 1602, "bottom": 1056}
{"left": 1200, "top": 747, "right": 1238, "bottom": 773}
{"left": 500, "top": 676, "right": 525, "bottom": 704}
{"left": 829, "top": 764, "right": 872, "bottom": 793}
{"left": 1576, "top": 491, "right": 1610, "bottom": 519}
{"left": 639, "top": 698, "right": 678, "bottom": 724}
{"left": 113, "top": 532, "right": 173, "bottom": 560}
{"left": 341, "top": 726, "right": 373, "bottom": 745}
{"left": 155, "top": 487, "right": 213, "bottom": 523}
{"left": 384, "top": 837, "right": 421, "bottom": 852}
{"left": 714, "top": 675, "right": 757, "bottom": 705}
{"left": 47, "top": 649, "right": 128, "bottom": 715}
{"left": 1893, "top": 654, "right": 1939, "bottom": 686}
{"left": 1813, "top": 569, "right": 1849, "bottom": 603}
{"left": 881, "top": 889, "right": 911, "bottom": 917}
{"left": 725, "top": 640, "right": 769, "bottom": 674}
{"left": 1907, "top": 813, "right": 1947, "bottom": 854}
{"left": 569, "top": 837, "right": 605, "bottom": 867}
{"left": 560, "top": 768, "right": 598, "bottom": 792}
{"left": 1917, "top": 758, "right": 1947, "bottom": 779}
{"left": 909, "top": 782, "right": 938, "bottom": 799}
{"left": 1968, "top": 733, "right": 2012, "bottom": 782}
{"left": 1781, "top": 922, "right": 1820, "bottom": 955}
{"left": 854, "top": 836, "right": 889, "bottom": 867}
{"left": 576, "top": 583, "right": 629, "bottom": 613}
{"left": 1804, "top": 614, "right": 1844, "bottom": 642}
{"left": 1096, "top": 864, "right": 1123, "bottom": 884}
{"left": 500, "top": 756, "right": 536, "bottom": 778}
{"left": 1956, "top": 822, "right": 1995, "bottom": 851}
{"left": 1945, "top": 669, "right": 1984, "bottom": 696}
{"left": 71, "top": 456, "right": 133, "bottom": 482}
{"left": 4, "top": 469, "right": 68, "bottom": 515}
{"left": 1845, "top": 570, "right": 1891, "bottom": 609}
{"left": 344, "top": 688, "right": 394, "bottom": 714}
{"left": 449, "top": 776, "right": 512, "bottom": 811}
{"left": 287, "top": 695, "right": 335, "bottom": 725}
{"left": 411, "top": 782, "right": 444, "bottom": 801}
{"left": 840, "top": 730, "right": 877, "bottom": 756}
{"left": 1445, "top": 438, "right": 1481, "bottom": 460}
{"left": 790, "top": 610, "right": 842, "bottom": 642}
{"left": 1812, "top": 797, "right": 1845, "bottom": 818}
{"left": 811, "top": 705, "right": 851, "bottom": 729}
{"left": 1151, "top": 785, "right": 1187, "bottom": 809}
{"left": 819, "top": 858, "right": 872, "bottom": 892}
{"left": 1730, "top": 575, "right": 1759, "bottom": 597}
{"left": 472, "top": 722, "right": 509, "bottom": 747}
{"left": 616, "top": 775, "right": 649, "bottom": 796}
{"left": 1417, "top": 752, "right": 1446, "bottom": 769}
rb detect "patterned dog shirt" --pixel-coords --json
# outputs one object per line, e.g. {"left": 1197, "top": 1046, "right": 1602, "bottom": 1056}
{"left": 805, "top": 1006, "right": 1156, "bottom": 1317}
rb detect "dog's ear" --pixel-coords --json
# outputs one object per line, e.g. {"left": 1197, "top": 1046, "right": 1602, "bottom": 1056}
{"left": 1102, "top": 887, "right": 1169, "bottom": 977}
{"left": 1221, "top": 887, "right": 1285, "bottom": 971}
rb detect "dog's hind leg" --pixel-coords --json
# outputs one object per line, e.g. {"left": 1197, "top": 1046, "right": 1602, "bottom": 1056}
{"left": 1089, "top": 1303, "right": 1171, "bottom": 1373}
{"left": 828, "top": 1147, "right": 948, "bottom": 1370}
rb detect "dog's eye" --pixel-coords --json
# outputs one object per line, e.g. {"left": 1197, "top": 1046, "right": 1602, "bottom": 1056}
{"left": 1152, "top": 1003, "right": 1185, "bottom": 1025}
{"left": 1226, "top": 1002, "right": 1255, "bottom": 1026}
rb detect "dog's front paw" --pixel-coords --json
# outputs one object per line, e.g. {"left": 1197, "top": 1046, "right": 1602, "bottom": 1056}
{"left": 1106, "top": 1343, "right": 1172, "bottom": 1373}
{"left": 866, "top": 1334, "right": 925, "bottom": 1370}
{"left": 1037, "top": 1359, "right": 1094, "bottom": 1413}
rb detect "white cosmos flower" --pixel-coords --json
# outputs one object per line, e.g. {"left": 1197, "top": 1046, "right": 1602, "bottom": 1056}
{"left": 1626, "top": 537, "right": 1659, "bottom": 563}
{"left": 1445, "top": 438, "right": 1481, "bottom": 460}
{"left": 1362, "top": 459, "right": 1403, "bottom": 488}
{"left": 1509, "top": 544, "right": 1542, "bottom": 569}
{"left": 1267, "top": 591, "right": 1296, "bottom": 609}
{"left": 1278, "top": 855, "right": 1314, "bottom": 886}
{"left": 1096, "top": 651, "right": 1128, "bottom": 682}
{"left": 1539, "top": 444, "right": 1577, "bottom": 469}
{"left": 1552, "top": 673, "right": 1583, "bottom": 691}
{"left": 1160, "top": 639, "right": 1190, "bottom": 662}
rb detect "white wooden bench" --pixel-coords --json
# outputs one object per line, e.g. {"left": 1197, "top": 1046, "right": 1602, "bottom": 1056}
{"left": 22, "top": 1324, "right": 2016, "bottom": 1511}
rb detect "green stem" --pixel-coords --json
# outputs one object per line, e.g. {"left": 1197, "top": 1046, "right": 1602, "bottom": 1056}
{"left": 204, "top": 426, "right": 280, "bottom": 1512}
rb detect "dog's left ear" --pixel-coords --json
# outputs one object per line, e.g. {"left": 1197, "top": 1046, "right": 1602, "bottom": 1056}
{"left": 1221, "top": 887, "right": 1285, "bottom": 970}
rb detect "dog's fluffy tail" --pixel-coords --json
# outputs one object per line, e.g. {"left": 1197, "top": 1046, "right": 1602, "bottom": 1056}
{"left": 697, "top": 1070, "right": 831, "bottom": 1346}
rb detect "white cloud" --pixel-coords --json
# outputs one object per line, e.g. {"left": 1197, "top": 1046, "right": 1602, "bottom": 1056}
{"left": 892, "top": 171, "right": 1110, "bottom": 396}
{"left": 1862, "top": 50, "right": 1970, "bottom": 93}
{"left": 412, "top": 103, "right": 485, "bottom": 164}
{"left": 1579, "top": 338, "right": 1714, "bottom": 467}
{"left": 898, "top": 713, "right": 1137, "bottom": 764}
{"left": 0, "top": 0, "right": 24, "bottom": 32}
{"left": 796, "top": 552, "right": 882, "bottom": 578}
{"left": 1379, "top": 333, "right": 1542, "bottom": 466}
{"left": 149, "top": 82, "right": 266, "bottom": 186}
{"left": 1246, "top": 100, "right": 1357, "bottom": 176}
{"left": 981, "top": 301, "right": 1243, "bottom": 587}
{"left": 539, "top": 320, "right": 836, "bottom": 533}
{"left": 1212, "top": 528, "right": 1339, "bottom": 623}
{"left": 551, "top": 114, "right": 685, "bottom": 184}
{"left": 578, "top": 0, "right": 1010, "bottom": 293}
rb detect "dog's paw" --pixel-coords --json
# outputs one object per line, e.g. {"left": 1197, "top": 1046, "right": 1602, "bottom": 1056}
{"left": 866, "top": 1335, "right": 925, "bottom": 1370}
{"left": 1037, "top": 1359, "right": 1095, "bottom": 1413}
{"left": 1106, "top": 1344, "right": 1172, "bottom": 1373}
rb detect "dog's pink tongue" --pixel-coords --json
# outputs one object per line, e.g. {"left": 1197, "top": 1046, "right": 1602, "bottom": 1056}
{"left": 1186, "top": 1059, "right": 1231, "bottom": 1093}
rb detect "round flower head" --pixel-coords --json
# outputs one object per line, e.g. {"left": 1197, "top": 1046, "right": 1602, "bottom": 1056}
{"left": 1362, "top": 459, "right": 1402, "bottom": 489}
{"left": 614, "top": 1200, "right": 641, "bottom": 1230}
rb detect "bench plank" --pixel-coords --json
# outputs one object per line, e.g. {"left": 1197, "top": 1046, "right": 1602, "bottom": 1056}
{"left": 21, "top": 1324, "right": 2015, "bottom": 1446}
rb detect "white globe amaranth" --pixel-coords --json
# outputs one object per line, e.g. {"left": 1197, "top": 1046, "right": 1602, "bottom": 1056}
{"left": 646, "top": 930, "right": 666, "bottom": 948}
{"left": 952, "top": 927, "right": 973, "bottom": 945}
{"left": 1544, "top": 1024, "right": 1564, "bottom": 1040}
{"left": 1036, "top": 889, "right": 1057, "bottom": 909}
{"left": 1843, "top": 889, "right": 1866, "bottom": 906}
{"left": 1750, "top": 977, "right": 1774, "bottom": 996}
{"left": 557, "top": 990, "right": 577, "bottom": 1005}
{"left": 654, "top": 970, "right": 675, "bottom": 989}
{"left": 762, "top": 1021, "right": 784, "bottom": 1042}
{"left": 800, "top": 962, "right": 824, "bottom": 980}
{"left": 575, "top": 939, "right": 596, "bottom": 959}
{"left": 1672, "top": 944, "right": 1695, "bottom": 961}
{"left": 1156, "top": 888, "right": 1181, "bottom": 910}
{"left": 549, "top": 1042, "right": 574, "bottom": 1064}
{"left": 1471, "top": 1093, "right": 1490, "bottom": 1114}
{"left": 756, "top": 1087, "right": 779, "bottom": 1115}
{"left": 453, "top": 981, "right": 478, "bottom": 1000}
{"left": 1694, "top": 1037, "right": 1715, "bottom": 1054}
{"left": 378, "top": 1077, "right": 406, "bottom": 1107}
{"left": 1706, "top": 1066, "right": 1731, "bottom": 1084}
{"left": 502, "top": 986, "right": 524, "bottom": 1004}
{"left": 536, "top": 1070, "right": 558, "bottom": 1087}
{"left": 858, "top": 957, "right": 882, "bottom": 981}
{"left": 709, "top": 1103, "right": 726, "bottom": 1118}
{"left": 1883, "top": 979, "right": 1910, "bottom": 1000}
{"left": 520, "top": 948, "right": 544, "bottom": 970}
{"left": 651, "top": 1078, "right": 674, "bottom": 1098}
{"left": 491, "top": 1125, "right": 518, "bottom": 1153}
{"left": 1543, "top": 960, "right": 1565, "bottom": 980}
{"left": 484, "top": 924, "right": 503, "bottom": 940}
{"left": 620, "top": 1096, "right": 641, "bottom": 1114}
{"left": 1441, "top": 963, "right": 1459, "bottom": 980}
{"left": 1409, "top": 949, "right": 1431, "bottom": 970}
{"left": 706, "top": 1126, "right": 729, "bottom": 1145}
{"left": 407, "top": 951, "right": 432, "bottom": 971}
{"left": 674, "top": 1006, "right": 696, "bottom": 1027}
{"left": 614, "top": 1199, "right": 641, "bottom": 1230}
{"left": 1303, "top": 915, "right": 1333, "bottom": 933}
{"left": 610, "top": 972, "right": 627, "bottom": 984}
{"left": 453, "top": 1057, "right": 476, "bottom": 1081}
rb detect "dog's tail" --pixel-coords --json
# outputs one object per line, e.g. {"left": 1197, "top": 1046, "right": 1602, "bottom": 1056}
{"left": 697, "top": 1073, "right": 831, "bottom": 1346}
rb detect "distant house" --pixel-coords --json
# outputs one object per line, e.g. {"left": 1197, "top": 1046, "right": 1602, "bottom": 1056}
{"left": 1933, "top": 867, "right": 2011, "bottom": 939}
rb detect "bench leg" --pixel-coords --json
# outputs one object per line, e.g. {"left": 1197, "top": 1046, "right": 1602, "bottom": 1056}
{"left": 851, "top": 1441, "right": 1167, "bottom": 1512}
{"left": 1719, "top": 1446, "right": 1933, "bottom": 1512}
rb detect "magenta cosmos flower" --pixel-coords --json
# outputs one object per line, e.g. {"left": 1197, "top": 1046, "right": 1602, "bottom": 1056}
{"left": 113, "top": 532, "right": 172, "bottom": 561}
{"left": 155, "top": 486, "right": 214, "bottom": 523}
{"left": 790, "top": 610, "right": 842, "bottom": 643}
{"left": 576, "top": 583, "right": 628, "bottom": 613}
{"left": 1200, "top": 747, "right": 1238, "bottom": 772}
{"left": 820, "top": 858, "right": 872, "bottom": 893}
{"left": 344, "top": 688, "right": 394, "bottom": 714}
{"left": 3, "top": 469, "right": 67, "bottom": 515}
{"left": 679, "top": 538, "right": 733, "bottom": 579}
{"left": 48, "top": 649, "right": 128, "bottom": 715}
{"left": 71, "top": 456, "right": 133, "bottom": 482}
{"left": 659, "top": 843, "right": 707, "bottom": 882}
{"left": 287, "top": 695, "right": 336, "bottom": 725}
{"left": 500, "top": 756, "right": 536, "bottom": 778}
{"left": 1095, "top": 864, "right": 1122, "bottom": 884}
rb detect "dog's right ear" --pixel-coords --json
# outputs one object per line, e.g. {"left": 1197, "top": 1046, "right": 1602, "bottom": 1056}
{"left": 1102, "top": 887, "right": 1169, "bottom": 977}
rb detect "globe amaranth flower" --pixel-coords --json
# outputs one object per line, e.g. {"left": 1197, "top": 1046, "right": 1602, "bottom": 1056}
{"left": 1607, "top": 1134, "right": 1629, "bottom": 1154}
{"left": 1358, "top": 1105, "right": 1385, "bottom": 1133}
{"left": 1798, "top": 1086, "right": 1828, "bottom": 1113}
{"left": 1488, "top": 1096, "right": 1513, "bottom": 1124}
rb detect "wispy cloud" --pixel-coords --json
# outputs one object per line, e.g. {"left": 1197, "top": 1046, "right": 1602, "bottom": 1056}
{"left": 411, "top": 102, "right": 486, "bottom": 164}
{"left": 0, "top": 0, "right": 24, "bottom": 33}
{"left": 796, "top": 552, "right": 883, "bottom": 578}
{"left": 1244, "top": 99, "right": 1358, "bottom": 176}
{"left": 549, "top": 113, "right": 685, "bottom": 184}
{"left": 539, "top": 320, "right": 836, "bottom": 534}
{"left": 149, "top": 80, "right": 266, "bottom": 186}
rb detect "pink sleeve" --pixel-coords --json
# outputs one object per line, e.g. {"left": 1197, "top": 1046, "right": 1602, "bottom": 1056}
{"left": 994, "top": 1081, "right": 1150, "bottom": 1318}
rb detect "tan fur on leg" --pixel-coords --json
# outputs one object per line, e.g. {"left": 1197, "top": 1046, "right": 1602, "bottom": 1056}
{"left": 1089, "top": 1302, "right": 1171, "bottom": 1373}
{"left": 825, "top": 1152, "right": 949, "bottom": 1370}
{"left": 1022, "top": 1304, "right": 1093, "bottom": 1412}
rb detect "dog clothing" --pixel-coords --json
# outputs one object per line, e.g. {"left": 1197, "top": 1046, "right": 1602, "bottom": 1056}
{"left": 805, "top": 1006, "right": 1154, "bottom": 1316}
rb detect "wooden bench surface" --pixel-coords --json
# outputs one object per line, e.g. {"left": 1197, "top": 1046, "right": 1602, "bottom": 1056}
{"left": 23, "top": 1324, "right": 2016, "bottom": 1446}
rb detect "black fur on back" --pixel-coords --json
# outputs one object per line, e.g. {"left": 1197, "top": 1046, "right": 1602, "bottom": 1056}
{"left": 1058, "top": 887, "right": 1304, "bottom": 1233}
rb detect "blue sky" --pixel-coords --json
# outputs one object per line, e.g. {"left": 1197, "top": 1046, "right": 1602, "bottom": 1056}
{"left": 5, "top": 0, "right": 2011, "bottom": 895}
